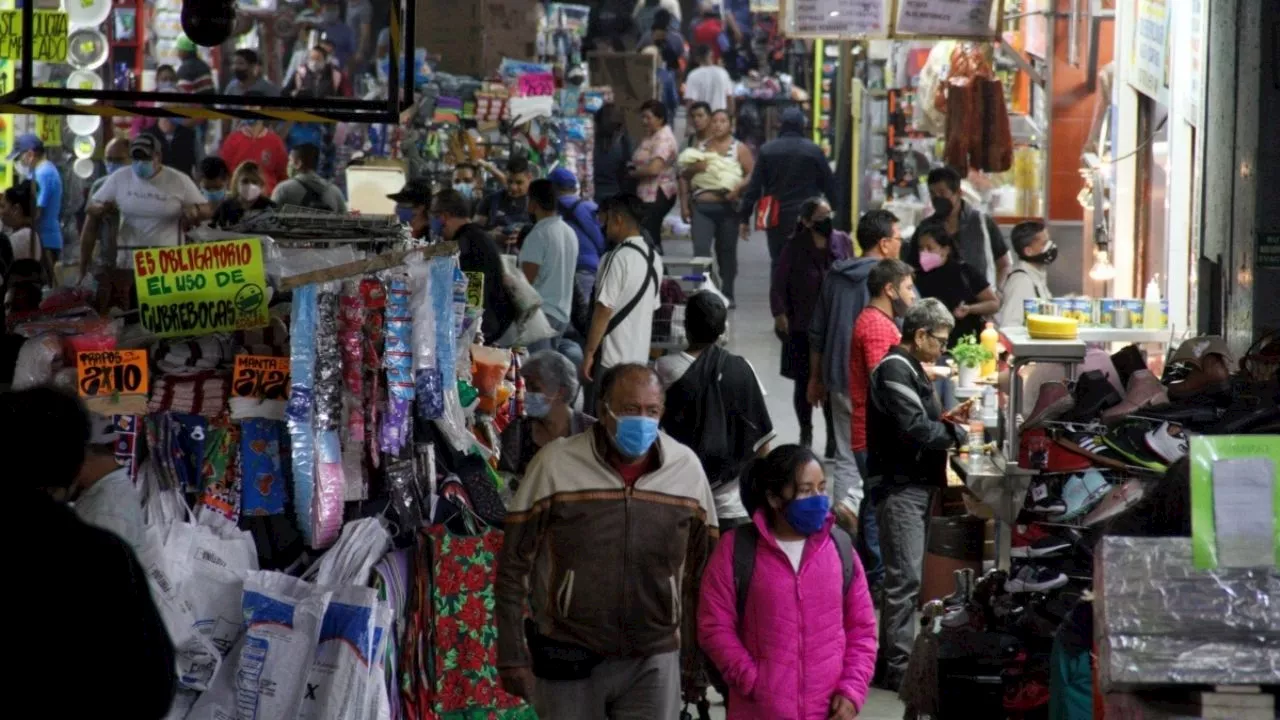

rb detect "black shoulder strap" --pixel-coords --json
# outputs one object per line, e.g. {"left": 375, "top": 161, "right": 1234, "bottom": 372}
{"left": 732, "top": 524, "right": 758, "bottom": 619}
{"left": 830, "top": 526, "right": 855, "bottom": 598}
{"left": 600, "top": 241, "right": 659, "bottom": 337}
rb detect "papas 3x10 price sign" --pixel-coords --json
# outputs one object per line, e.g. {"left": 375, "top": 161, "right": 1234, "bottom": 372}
{"left": 77, "top": 350, "right": 149, "bottom": 398}
{"left": 134, "top": 238, "right": 270, "bottom": 339}
{"left": 232, "top": 355, "right": 290, "bottom": 401}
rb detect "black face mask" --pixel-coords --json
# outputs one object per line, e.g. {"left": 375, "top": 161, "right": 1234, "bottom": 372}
{"left": 812, "top": 217, "right": 834, "bottom": 237}
{"left": 1023, "top": 242, "right": 1059, "bottom": 265}
{"left": 931, "top": 195, "right": 954, "bottom": 217}
{"left": 233, "top": 69, "right": 251, "bottom": 82}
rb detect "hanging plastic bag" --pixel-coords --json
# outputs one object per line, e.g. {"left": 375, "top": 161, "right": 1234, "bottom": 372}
{"left": 499, "top": 255, "right": 544, "bottom": 323}
{"left": 289, "top": 283, "right": 320, "bottom": 546}
{"left": 303, "top": 517, "right": 392, "bottom": 588}
{"left": 297, "top": 586, "right": 381, "bottom": 720}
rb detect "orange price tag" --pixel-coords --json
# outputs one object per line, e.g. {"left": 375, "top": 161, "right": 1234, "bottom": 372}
{"left": 232, "top": 355, "right": 291, "bottom": 401}
{"left": 77, "top": 350, "right": 149, "bottom": 397}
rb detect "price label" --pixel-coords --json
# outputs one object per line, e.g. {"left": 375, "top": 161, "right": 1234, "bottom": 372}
{"left": 232, "top": 355, "right": 290, "bottom": 400}
{"left": 464, "top": 271, "right": 485, "bottom": 309}
{"left": 77, "top": 350, "right": 149, "bottom": 397}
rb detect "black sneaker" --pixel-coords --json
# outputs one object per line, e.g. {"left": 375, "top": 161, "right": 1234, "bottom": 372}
{"left": 1064, "top": 371, "right": 1124, "bottom": 423}
{"left": 1100, "top": 419, "right": 1169, "bottom": 472}
{"left": 1005, "top": 565, "right": 1069, "bottom": 593}
{"left": 1024, "top": 480, "right": 1067, "bottom": 515}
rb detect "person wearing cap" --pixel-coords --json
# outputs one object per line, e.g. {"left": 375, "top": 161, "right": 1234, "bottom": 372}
{"left": 519, "top": 179, "right": 580, "bottom": 360}
{"left": 81, "top": 135, "right": 210, "bottom": 291}
{"left": 72, "top": 415, "right": 145, "bottom": 551}
{"left": 140, "top": 116, "right": 200, "bottom": 178}
{"left": 388, "top": 178, "right": 433, "bottom": 239}
{"left": 549, "top": 167, "right": 607, "bottom": 301}
{"left": 998, "top": 220, "right": 1056, "bottom": 328}
{"left": 175, "top": 34, "right": 214, "bottom": 96}
{"left": 432, "top": 188, "right": 516, "bottom": 343}
{"left": 9, "top": 133, "right": 62, "bottom": 270}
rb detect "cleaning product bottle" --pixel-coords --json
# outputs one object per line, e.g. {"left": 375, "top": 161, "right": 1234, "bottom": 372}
{"left": 980, "top": 322, "right": 999, "bottom": 378}
{"left": 1143, "top": 275, "right": 1163, "bottom": 329}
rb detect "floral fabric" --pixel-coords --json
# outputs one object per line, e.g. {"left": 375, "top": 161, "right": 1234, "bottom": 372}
{"left": 633, "top": 125, "right": 679, "bottom": 203}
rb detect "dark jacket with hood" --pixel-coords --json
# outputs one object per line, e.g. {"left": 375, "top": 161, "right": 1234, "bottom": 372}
{"left": 865, "top": 347, "right": 965, "bottom": 488}
{"left": 739, "top": 108, "right": 835, "bottom": 225}
{"left": 809, "top": 255, "right": 878, "bottom": 394}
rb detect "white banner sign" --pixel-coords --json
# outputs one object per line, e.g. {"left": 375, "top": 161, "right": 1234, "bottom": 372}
{"left": 783, "top": 0, "right": 888, "bottom": 38}
{"left": 894, "top": 0, "right": 998, "bottom": 38}
{"left": 1129, "top": 0, "right": 1170, "bottom": 104}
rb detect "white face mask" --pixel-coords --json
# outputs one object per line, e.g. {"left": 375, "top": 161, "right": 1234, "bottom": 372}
{"left": 240, "top": 182, "right": 263, "bottom": 202}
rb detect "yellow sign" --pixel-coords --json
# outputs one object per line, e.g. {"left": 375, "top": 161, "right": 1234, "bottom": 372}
{"left": 232, "top": 355, "right": 290, "bottom": 401}
{"left": 77, "top": 350, "right": 149, "bottom": 398}
{"left": 133, "top": 238, "right": 270, "bottom": 338}
{"left": 464, "top": 270, "right": 484, "bottom": 309}
{"left": 0, "top": 11, "right": 69, "bottom": 63}
{"left": 35, "top": 112, "right": 59, "bottom": 146}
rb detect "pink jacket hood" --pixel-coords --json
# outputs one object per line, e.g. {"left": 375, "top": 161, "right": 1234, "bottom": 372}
{"left": 697, "top": 510, "right": 878, "bottom": 719}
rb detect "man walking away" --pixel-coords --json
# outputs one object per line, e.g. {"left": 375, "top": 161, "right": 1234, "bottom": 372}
{"left": 496, "top": 364, "right": 717, "bottom": 719}
{"left": 848, "top": 259, "right": 915, "bottom": 599}
{"left": 738, "top": 107, "right": 834, "bottom": 272}
{"left": 807, "top": 210, "right": 901, "bottom": 533}
{"left": 660, "top": 291, "right": 774, "bottom": 532}
{"left": 519, "top": 178, "right": 580, "bottom": 363}
{"left": 866, "top": 298, "right": 968, "bottom": 690}
{"left": 272, "top": 143, "right": 347, "bottom": 212}
{"left": 684, "top": 45, "right": 734, "bottom": 114}
{"left": 432, "top": 188, "right": 515, "bottom": 343}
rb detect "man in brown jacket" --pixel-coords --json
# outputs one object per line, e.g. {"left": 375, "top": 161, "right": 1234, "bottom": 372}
{"left": 496, "top": 363, "right": 719, "bottom": 719}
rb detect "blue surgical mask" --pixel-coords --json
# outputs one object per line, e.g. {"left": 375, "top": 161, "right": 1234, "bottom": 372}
{"left": 204, "top": 189, "right": 227, "bottom": 203}
{"left": 105, "top": 161, "right": 124, "bottom": 175}
{"left": 784, "top": 495, "right": 831, "bottom": 535}
{"left": 524, "top": 391, "right": 552, "bottom": 419}
{"left": 608, "top": 408, "right": 660, "bottom": 458}
{"left": 453, "top": 182, "right": 475, "bottom": 200}
{"left": 133, "top": 160, "right": 156, "bottom": 179}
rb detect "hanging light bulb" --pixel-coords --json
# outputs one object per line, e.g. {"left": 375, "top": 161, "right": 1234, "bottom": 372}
{"left": 1090, "top": 247, "right": 1117, "bottom": 282}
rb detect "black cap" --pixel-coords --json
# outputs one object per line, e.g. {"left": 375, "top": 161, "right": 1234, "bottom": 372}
{"left": 388, "top": 178, "right": 432, "bottom": 206}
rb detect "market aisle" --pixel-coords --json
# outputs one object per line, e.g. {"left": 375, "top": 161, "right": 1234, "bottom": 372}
{"left": 664, "top": 230, "right": 906, "bottom": 720}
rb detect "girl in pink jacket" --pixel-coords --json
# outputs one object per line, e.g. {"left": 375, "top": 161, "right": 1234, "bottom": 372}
{"left": 698, "top": 445, "right": 878, "bottom": 719}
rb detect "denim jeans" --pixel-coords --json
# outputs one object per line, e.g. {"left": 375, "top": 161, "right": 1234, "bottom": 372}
{"left": 854, "top": 451, "right": 883, "bottom": 589}
{"left": 691, "top": 201, "right": 740, "bottom": 300}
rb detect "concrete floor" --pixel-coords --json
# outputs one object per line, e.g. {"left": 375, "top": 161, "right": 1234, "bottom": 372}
{"left": 663, "top": 231, "right": 906, "bottom": 720}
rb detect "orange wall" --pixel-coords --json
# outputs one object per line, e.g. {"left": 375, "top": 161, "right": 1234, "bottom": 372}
{"left": 1049, "top": 0, "right": 1114, "bottom": 221}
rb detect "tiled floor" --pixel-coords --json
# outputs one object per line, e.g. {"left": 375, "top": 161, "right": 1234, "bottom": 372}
{"left": 663, "top": 230, "right": 906, "bottom": 720}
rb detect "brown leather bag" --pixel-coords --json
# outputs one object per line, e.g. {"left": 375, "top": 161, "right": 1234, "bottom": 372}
{"left": 981, "top": 78, "right": 1014, "bottom": 172}
{"left": 944, "top": 79, "right": 979, "bottom": 170}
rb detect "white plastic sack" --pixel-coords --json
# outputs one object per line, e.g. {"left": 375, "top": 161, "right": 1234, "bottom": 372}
{"left": 367, "top": 604, "right": 394, "bottom": 720}
{"left": 304, "top": 518, "right": 392, "bottom": 588}
{"left": 499, "top": 255, "right": 543, "bottom": 322}
{"left": 297, "top": 586, "right": 380, "bottom": 720}
{"left": 137, "top": 521, "right": 223, "bottom": 691}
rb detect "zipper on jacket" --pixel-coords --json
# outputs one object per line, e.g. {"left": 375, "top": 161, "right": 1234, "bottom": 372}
{"left": 557, "top": 570, "right": 576, "bottom": 619}
{"left": 620, "top": 486, "right": 632, "bottom": 654}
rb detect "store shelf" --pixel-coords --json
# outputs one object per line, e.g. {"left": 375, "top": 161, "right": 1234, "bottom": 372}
{"left": 1075, "top": 327, "right": 1174, "bottom": 344}
{"left": 999, "top": 327, "right": 1087, "bottom": 363}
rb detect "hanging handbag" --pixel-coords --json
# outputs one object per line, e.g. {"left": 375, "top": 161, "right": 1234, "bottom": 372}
{"left": 754, "top": 195, "right": 780, "bottom": 230}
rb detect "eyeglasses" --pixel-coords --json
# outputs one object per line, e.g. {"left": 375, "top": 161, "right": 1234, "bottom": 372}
{"left": 930, "top": 333, "right": 951, "bottom": 345}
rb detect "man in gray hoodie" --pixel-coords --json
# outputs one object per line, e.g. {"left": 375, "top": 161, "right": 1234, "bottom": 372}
{"left": 806, "top": 209, "right": 901, "bottom": 530}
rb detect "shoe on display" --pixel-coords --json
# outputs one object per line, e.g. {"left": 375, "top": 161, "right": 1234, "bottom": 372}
{"left": 1024, "top": 480, "right": 1068, "bottom": 516}
{"left": 1110, "top": 344, "right": 1147, "bottom": 389}
{"left": 1063, "top": 371, "right": 1124, "bottom": 423}
{"left": 942, "top": 568, "right": 976, "bottom": 608}
{"left": 1082, "top": 347, "right": 1125, "bottom": 394}
{"left": 1082, "top": 477, "right": 1150, "bottom": 527}
{"left": 1100, "top": 420, "right": 1170, "bottom": 473}
{"left": 1051, "top": 469, "right": 1112, "bottom": 522}
{"left": 1144, "top": 421, "right": 1191, "bottom": 463}
{"left": 941, "top": 606, "right": 975, "bottom": 629}
{"left": 1053, "top": 432, "right": 1132, "bottom": 471}
{"left": 1020, "top": 428, "right": 1094, "bottom": 472}
{"left": 1011, "top": 526, "right": 1073, "bottom": 558}
{"left": 1101, "top": 370, "right": 1170, "bottom": 425}
{"left": 1004, "top": 677, "right": 1051, "bottom": 712}
{"left": 1019, "top": 381, "right": 1074, "bottom": 431}
{"left": 1005, "top": 565, "right": 1069, "bottom": 593}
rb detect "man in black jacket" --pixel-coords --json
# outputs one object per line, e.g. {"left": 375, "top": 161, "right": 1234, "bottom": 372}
{"left": 433, "top": 188, "right": 516, "bottom": 343}
{"left": 865, "top": 297, "right": 967, "bottom": 690}
{"left": 738, "top": 106, "right": 835, "bottom": 272}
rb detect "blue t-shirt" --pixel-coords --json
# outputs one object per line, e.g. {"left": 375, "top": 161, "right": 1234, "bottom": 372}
{"left": 557, "top": 195, "right": 606, "bottom": 273}
{"left": 33, "top": 160, "right": 62, "bottom": 250}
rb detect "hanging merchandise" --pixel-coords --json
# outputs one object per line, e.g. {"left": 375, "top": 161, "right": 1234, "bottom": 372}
{"left": 288, "top": 284, "right": 320, "bottom": 546}
{"left": 68, "top": 26, "right": 110, "bottom": 71}
{"left": 382, "top": 276, "right": 415, "bottom": 455}
{"left": 941, "top": 44, "right": 1013, "bottom": 173}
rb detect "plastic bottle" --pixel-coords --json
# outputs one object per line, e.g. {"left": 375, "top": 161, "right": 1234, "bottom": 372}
{"left": 980, "top": 322, "right": 999, "bottom": 377}
{"left": 968, "top": 398, "right": 985, "bottom": 450}
{"left": 1143, "top": 275, "right": 1163, "bottom": 330}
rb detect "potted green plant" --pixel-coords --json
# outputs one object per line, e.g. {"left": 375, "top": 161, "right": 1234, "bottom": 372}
{"left": 951, "top": 334, "right": 994, "bottom": 389}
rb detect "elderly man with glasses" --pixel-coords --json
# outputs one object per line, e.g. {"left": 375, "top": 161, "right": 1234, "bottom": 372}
{"left": 865, "top": 297, "right": 970, "bottom": 690}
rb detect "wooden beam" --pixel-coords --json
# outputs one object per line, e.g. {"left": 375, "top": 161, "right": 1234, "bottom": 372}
{"left": 277, "top": 241, "right": 458, "bottom": 291}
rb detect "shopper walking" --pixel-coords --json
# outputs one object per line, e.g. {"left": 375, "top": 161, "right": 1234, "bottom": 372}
{"left": 866, "top": 298, "right": 967, "bottom": 690}
{"left": 911, "top": 218, "right": 1000, "bottom": 348}
{"left": 684, "top": 44, "right": 735, "bottom": 113}
{"left": 141, "top": 117, "right": 200, "bottom": 179}
{"left": 683, "top": 110, "right": 753, "bottom": 304}
{"left": 926, "top": 166, "right": 1011, "bottom": 290}
{"left": 223, "top": 48, "right": 278, "bottom": 96}
{"left": 630, "top": 99, "right": 679, "bottom": 252}
{"left": 685, "top": 101, "right": 712, "bottom": 148}
{"left": 848, "top": 259, "right": 916, "bottom": 597}
{"left": 496, "top": 363, "right": 717, "bottom": 719}
{"left": 501, "top": 350, "right": 596, "bottom": 475}
{"left": 549, "top": 167, "right": 606, "bottom": 302}
{"left": 9, "top": 134, "right": 61, "bottom": 267}
{"left": 771, "top": 198, "right": 852, "bottom": 453}
{"left": 998, "top": 220, "right": 1057, "bottom": 327}
{"left": 433, "top": 188, "right": 515, "bottom": 343}
{"left": 698, "top": 444, "right": 877, "bottom": 720}
{"left": 520, "top": 178, "right": 580, "bottom": 358}
{"left": 807, "top": 210, "right": 901, "bottom": 524}
{"left": 211, "top": 161, "right": 277, "bottom": 228}
{"left": 583, "top": 194, "right": 663, "bottom": 403}
{"left": 660, "top": 291, "right": 774, "bottom": 532}
{"left": 5, "top": 386, "right": 176, "bottom": 718}
{"left": 739, "top": 106, "right": 834, "bottom": 273}
{"left": 593, "top": 103, "right": 634, "bottom": 203}
{"left": 272, "top": 143, "right": 347, "bottom": 212}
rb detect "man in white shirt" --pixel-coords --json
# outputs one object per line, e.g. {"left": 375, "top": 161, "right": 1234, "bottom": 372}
{"left": 73, "top": 415, "right": 144, "bottom": 551}
{"left": 998, "top": 220, "right": 1056, "bottom": 327}
{"left": 684, "top": 44, "right": 735, "bottom": 114}
{"left": 583, "top": 193, "right": 664, "bottom": 406}
{"left": 519, "top": 178, "right": 580, "bottom": 361}
{"left": 83, "top": 135, "right": 210, "bottom": 271}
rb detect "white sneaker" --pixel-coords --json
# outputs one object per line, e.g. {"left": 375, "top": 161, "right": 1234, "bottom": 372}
{"left": 1144, "top": 422, "right": 1191, "bottom": 463}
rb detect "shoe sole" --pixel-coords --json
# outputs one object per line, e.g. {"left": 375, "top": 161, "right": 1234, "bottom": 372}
{"left": 1053, "top": 436, "right": 1131, "bottom": 471}
{"left": 1010, "top": 541, "right": 1071, "bottom": 558}
{"left": 1004, "top": 574, "right": 1069, "bottom": 593}
{"left": 1026, "top": 504, "right": 1068, "bottom": 515}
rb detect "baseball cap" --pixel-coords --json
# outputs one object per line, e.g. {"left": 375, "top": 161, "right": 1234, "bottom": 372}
{"left": 175, "top": 34, "right": 197, "bottom": 53}
{"left": 548, "top": 167, "right": 578, "bottom": 190}
{"left": 8, "top": 132, "right": 44, "bottom": 160}
{"left": 387, "top": 178, "right": 432, "bottom": 206}
{"left": 1169, "top": 335, "right": 1233, "bottom": 370}
{"left": 131, "top": 134, "right": 160, "bottom": 160}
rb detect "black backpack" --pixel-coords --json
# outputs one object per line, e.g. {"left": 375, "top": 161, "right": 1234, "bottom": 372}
{"left": 297, "top": 179, "right": 331, "bottom": 211}
{"left": 664, "top": 347, "right": 735, "bottom": 490}
{"left": 732, "top": 523, "right": 856, "bottom": 617}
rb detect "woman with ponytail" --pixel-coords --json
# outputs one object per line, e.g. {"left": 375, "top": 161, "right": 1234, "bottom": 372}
{"left": 698, "top": 444, "right": 877, "bottom": 720}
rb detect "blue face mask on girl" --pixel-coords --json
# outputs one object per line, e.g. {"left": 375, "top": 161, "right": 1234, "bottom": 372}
{"left": 608, "top": 408, "right": 659, "bottom": 458}
{"left": 784, "top": 494, "right": 831, "bottom": 535}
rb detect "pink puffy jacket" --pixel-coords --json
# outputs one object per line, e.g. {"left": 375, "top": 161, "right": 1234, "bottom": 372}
{"left": 698, "top": 512, "right": 878, "bottom": 719}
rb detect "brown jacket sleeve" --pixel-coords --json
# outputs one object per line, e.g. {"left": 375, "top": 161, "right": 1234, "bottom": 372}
{"left": 494, "top": 455, "right": 553, "bottom": 668}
